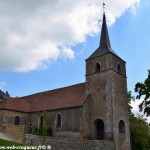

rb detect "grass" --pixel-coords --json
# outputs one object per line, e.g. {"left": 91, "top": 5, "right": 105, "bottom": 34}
{"left": 0, "top": 138, "right": 24, "bottom": 146}
{"left": 0, "top": 138, "right": 33, "bottom": 150}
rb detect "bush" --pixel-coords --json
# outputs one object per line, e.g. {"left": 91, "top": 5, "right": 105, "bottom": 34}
{"left": 32, "top": 127, "right": 53, "bottom": 136}
{"left": 32, "top": 128, "right": 42, "bottom": 135}
{"left": 47, "top": 127, "right": 53, "bottom": 136}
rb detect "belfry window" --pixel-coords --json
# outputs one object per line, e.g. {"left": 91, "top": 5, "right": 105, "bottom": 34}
{"left": 119, "top": 120, "right": 125, "bottom": 133}
{"left": 95, "top": 63, "right": 101, "bottom": 73}
{"left": 14, "top": 116, "right": 20, "bottom": 125}
{"left": 56, "top": 114, "right": 62, "bottom": 128}
{"left": 118, "top": 64, "right": 121, "bottom": 72}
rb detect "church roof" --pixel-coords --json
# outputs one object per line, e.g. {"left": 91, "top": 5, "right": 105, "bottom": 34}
{"left": 87, "top": 14, "right": 120, "bottom": 60}
{"left": 0, "top": 83, "right": 89, "bottom": 112}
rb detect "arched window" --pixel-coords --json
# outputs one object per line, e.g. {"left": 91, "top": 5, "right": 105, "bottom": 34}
{"left": 119, "top": 120, "right": 125, "bottom": 133}
{"left": 95, "top": 63, "right": 101, "bottom": 73}
{"left": 56, "top": 114, "right": 61, "bottom": 128}
{"left": 14, "top": 116, "right": 20, "bottom": 125}
{"left": 118, "top": 64, "right": 121, "bottom": 72}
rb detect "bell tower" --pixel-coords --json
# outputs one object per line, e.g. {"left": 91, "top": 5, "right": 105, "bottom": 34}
{"left": 85, "top": 11, "right": 131, "bottom": 150}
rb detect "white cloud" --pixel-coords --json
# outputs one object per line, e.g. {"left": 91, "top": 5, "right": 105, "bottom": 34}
{"left": 0, "top": 0, "right": 140, "bottom": 72}
{"left": 62, "top": 47, "right": 75, "bottom": 60}
{"left": 0, "top": 81, "right": 6, "bottom": 90}
{"left": 131, "top": 99, "right": 150, "bottom": 123}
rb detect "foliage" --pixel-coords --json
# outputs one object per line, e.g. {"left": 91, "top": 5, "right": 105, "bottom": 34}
{"left": 128, "top": 91, "right": 150, "bottom": 150}
{"left": 5, "top": 91, "right": 10, "bottom": 97}
{"left": 42, "top": 111, "right": 47, "bottom": 135}
{"left": 128, "top": 91, "right": 135, "bottom": 116}
{"left": 135, "top": 70, "right": 150, "bottom": 116}
{"left": 32, "top": 126, "right": 53, "bottom": 136}
{"left": 46, "top": 127, "right": 53, "bottom": 136}
{"left": 32, "top": 128, "right": 42, "bottom": 135}
{"left": 130, "top": 116, "right": 150, "bottom": 150}
{"left": 42, "top": 111, "right": 48, "bottom": 144}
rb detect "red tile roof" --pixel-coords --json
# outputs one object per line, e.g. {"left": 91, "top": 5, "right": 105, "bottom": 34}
{"left": 0, "top": 83, "right": 89, "bottom": 112}
{"left": 0, "top": 98, "right": 31, "bottom": 112}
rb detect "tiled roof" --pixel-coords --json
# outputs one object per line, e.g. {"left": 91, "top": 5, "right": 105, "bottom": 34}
{"left": 0, "top": 98, "right": 31, "bottom": 112}
{"left": 0, "top": 83, "right": 89, "bottom": 112}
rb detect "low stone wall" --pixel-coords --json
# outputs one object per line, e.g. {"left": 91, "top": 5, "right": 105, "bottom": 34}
{"left": 25, "top": 134, "right": 115, "bottom": 150}
{"left": 6, "top": 124, "right": 25, "bottom": 142}
{"left": 53, "top": 131, "right": 81, "bottom": 138}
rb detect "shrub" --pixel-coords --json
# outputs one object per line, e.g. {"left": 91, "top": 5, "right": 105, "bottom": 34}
{"left": 47, "top": 127, "right": 53, "bottom": 136}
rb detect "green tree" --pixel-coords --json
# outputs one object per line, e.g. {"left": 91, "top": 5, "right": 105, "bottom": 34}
{"left": 135, "top": 70, "right": 150, "bottom": 116}
{"left": 130, "top": 116, "right": 150, "bottom": 150}
{"left": 5, "top": 91, "right": 10, "bottom": 98}
{"left": 128, "top": 91, "right": 135, "bottom": 116}
{"left": 128, "top": 91, "right": 150, "bottom": 150}
{"left": 42, "top": 111, "right": 48, "bottom": 144}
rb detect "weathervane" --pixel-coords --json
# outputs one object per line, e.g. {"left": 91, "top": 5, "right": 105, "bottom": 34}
{"left": 102, "top": 0, "right": 105, "bottom": 15}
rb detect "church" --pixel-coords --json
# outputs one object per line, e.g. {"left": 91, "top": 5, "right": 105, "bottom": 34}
{"left": 0, "top": 13, "right": 130, "bottom": 150}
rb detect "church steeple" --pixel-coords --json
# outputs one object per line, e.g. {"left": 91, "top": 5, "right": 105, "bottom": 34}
{"left": 99, "top": 13, "right": 111, "bottom": 49}
{"left": 87, "top": 12, "right": 119, "bottom": 60}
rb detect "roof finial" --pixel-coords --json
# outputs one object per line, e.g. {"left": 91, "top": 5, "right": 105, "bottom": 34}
{"left": 103, "top": 1, "right": 105, "bottom": 15}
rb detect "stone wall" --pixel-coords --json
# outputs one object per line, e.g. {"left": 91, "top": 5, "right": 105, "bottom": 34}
{"left": 0, "top": 109, "right": 28, "bottom": 132}
{"left": 29, "top": 107, "right": 82, "bottom": 138}
{"left": 85, "top": 53, "right": 131, "bottom": 150}
{"left": 6, "top": 124, "right": 25, "bottom": 142}
{"left": 25, "top": 134, "right": 115, "bottom": 150}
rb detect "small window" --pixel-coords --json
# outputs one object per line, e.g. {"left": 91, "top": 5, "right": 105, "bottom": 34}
{"left": 95, "top": 63, "right": 101, "bottom": 73}
{"left": 118, "top": 64, "right": 121, "bottom": 72}
{"left": 56, "top": 114, "right": 61, "bottom": 128}
{"left": 14, "top": 116, "right": 20, "bottom": 125}
{"left": 119, "top": 120, "right": 125, "bottom": 133}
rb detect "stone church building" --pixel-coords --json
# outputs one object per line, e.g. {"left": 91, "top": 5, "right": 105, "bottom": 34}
{"left": 0, "top": 14, "right": 130, "bottom": 150}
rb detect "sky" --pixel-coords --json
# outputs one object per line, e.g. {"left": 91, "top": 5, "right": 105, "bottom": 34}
{"left": 0, "top": 0, "right": 149, "bottom": 121}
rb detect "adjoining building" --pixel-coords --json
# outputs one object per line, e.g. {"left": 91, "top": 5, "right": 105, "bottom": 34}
{"left": 0, "top": 13, "right": 131, "bottom": 150}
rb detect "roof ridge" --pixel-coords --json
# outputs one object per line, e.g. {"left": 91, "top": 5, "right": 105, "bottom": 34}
{"left": 19, "top": 82, "right": 85, "bottom": 99}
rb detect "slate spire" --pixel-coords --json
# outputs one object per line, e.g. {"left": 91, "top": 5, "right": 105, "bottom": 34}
{"left": 87, "top": 12, "right": 120, "bottom": 60}
{"left": 99, "top": 13, "right": 111, "bottom": 49}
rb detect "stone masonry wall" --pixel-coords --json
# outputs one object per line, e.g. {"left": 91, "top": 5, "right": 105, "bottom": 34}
{"left": 85, "top": 53, "right": 131, "bottom": 150}
{"left": 0, "top": 110, "right": 29, "bottom": 132}
{"left": 26, "top": 134, "right": 115, "bottom": 150}
{"left": 6, "top": 124, "right": 25, "bottom": 142}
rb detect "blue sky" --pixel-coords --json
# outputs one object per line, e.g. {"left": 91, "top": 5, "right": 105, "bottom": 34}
{"left": 0, "top": 0, "right": 149, "bottom": 118}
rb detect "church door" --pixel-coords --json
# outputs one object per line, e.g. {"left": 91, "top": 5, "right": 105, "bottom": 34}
{"left": 94, "top": 119, "right": 104, "bottom": 140}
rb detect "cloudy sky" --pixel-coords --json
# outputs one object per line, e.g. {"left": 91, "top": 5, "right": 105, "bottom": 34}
{"left": 0, "top": 0, "right": 149, "bottom": 120}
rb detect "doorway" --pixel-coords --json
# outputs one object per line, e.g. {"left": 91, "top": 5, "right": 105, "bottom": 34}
{"left": 94, "top": 119, "right": 104, "bottom": 140}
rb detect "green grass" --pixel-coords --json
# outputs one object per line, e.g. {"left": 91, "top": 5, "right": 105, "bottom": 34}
{"left": 0, "top": 138, "right": 33, "bottom": 150}
{"left": 0, "top": 138, "right": 24, "bottom": 146}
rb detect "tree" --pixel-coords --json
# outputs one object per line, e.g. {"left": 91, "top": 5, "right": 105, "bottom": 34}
{"left": 5, "top": 91, "right": 10, "bottom": 98}
{"left": 135, "top": 70, "right": 150, "bottom": 117}
{"left": 42, "top": 111, "right": 48, "bottom": 144}
{"left": 130, "top": 116, "right": 150, "bottom": 150}
{"left": 128, "top": 91, "right": 150, "bottom": 150}
{"left": 128, "top": 91, "right": 135, "bottom": 116}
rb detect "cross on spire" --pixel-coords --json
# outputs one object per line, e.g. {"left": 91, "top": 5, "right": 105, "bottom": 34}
{"left": 103, "top": 1, "right": 105, "bottom": 15}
